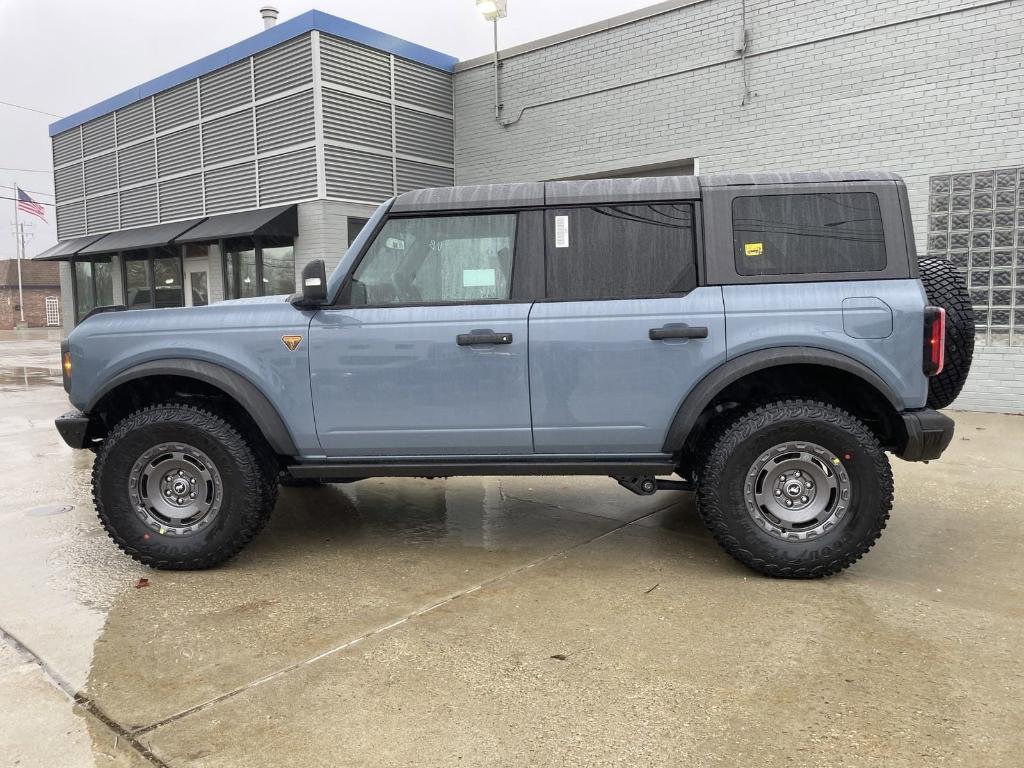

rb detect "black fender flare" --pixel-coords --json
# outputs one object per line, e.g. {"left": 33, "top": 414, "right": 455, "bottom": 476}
{"left": 661, "top": 347, "right": 904, "bottom": 453}
{"left": 86, "top": 359, "right": 298, "bottom": 456}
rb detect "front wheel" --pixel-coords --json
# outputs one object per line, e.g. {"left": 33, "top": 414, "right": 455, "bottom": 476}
{"left": 696, "top": 400, "right": 893, "bottom": 578}
{"left": 92, "top": 403, "right": 277, "bottom": 570}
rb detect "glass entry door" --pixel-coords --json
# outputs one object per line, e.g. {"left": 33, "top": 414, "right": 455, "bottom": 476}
{"left": 185, "top": 270, "right": 209, "bottom": 307}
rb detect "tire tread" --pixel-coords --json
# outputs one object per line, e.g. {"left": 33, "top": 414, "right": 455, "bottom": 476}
{"left": 696, "top": 399, "right": 893, "bottom": 579}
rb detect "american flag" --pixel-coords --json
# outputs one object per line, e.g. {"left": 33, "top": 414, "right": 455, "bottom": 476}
{"left": 16, "top": 186, "right": 46, "bottom": 222}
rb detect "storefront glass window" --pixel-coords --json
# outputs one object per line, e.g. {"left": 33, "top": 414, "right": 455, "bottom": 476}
{"left": 152, "top": 248, "right": 184, "bottom": 308}
{"left": 225, "top": 239, "right": 258, "bottom": 300}
{"left": 124, "top": 252, "right": 152, "bottom": 309}
{"left": 261, "top": 240, "right": 295, "bottom": 296}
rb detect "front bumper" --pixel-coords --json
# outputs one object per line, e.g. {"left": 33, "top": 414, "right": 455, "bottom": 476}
{"left": 898, "top": 408, "right": 955, "bottom": 462}
{"left": 56, "top": 410, "right": 91, "bottom": 449}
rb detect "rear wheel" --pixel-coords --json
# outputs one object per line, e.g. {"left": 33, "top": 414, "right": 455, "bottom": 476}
{"left": 696, "top": 399, "right": 892, "bottom": 578}
{"left": 92, "top": 403, "right": 277, "bottom": 570}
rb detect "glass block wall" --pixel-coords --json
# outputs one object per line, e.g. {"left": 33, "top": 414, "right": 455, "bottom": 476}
{"left": 927, "top": 168, "right": 1024, "bottom": 346}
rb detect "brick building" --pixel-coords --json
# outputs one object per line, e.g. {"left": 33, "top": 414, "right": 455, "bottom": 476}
{"left": 37, "top": 1, "right": 1024, "bottom": 410}
{"left": 0, "top": 259, "right": 62, "bottom": 330}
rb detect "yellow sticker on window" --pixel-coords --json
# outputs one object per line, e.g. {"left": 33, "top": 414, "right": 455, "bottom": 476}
{"left": 744, "top": 242, "right": 763, "bottom": 257}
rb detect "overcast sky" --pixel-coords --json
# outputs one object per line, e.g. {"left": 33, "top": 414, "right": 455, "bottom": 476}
{"left": 0, "top": 0, "right": 654, "bottom": 259}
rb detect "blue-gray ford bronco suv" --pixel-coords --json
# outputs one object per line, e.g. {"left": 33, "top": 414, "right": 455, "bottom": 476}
{"left": 56, "top": 172, "right": 974, "bottom": 578}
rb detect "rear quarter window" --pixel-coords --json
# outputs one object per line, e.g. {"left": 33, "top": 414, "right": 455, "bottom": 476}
{"left": 732, "top": 192, "right": 886, "bottom": 276}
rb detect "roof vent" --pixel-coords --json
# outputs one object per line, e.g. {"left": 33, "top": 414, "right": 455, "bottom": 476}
{"left": 259, "top": 6, "right": 279, "bottom": 29}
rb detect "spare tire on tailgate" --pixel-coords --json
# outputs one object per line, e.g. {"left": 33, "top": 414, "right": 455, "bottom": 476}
{"left": 918, "top": 258, "right": 974, "bottom": 409}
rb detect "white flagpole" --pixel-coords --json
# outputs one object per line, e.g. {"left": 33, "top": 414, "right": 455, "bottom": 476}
{"left": 14, "top": 182, "right": 25, "bottom": 325}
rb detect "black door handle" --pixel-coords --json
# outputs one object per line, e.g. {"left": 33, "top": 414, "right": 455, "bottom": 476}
{"left": 649, "top": 325, "right": 708, "bottom": 340}
{"left": 457, "top": 332, "right": 513, "bottom": 346}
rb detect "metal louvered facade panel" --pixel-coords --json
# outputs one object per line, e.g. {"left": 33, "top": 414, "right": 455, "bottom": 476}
{"left": 57, "top": 202, "right": 86, "bottom": 240}
{"left": 81, "top": 114, "right": 116, "bottom": 156}
{"left": 55, "top": 164, "right": 84, "bottom": 201}
{"left": 200, "top": 60, "right": 251, "bottom": 115}
{"left": 256, "top": 90, "right": 315, "bottom": 153}
{"left": 204, "top": 162, "right": 257, "bottom": 213}
{"left": 394, "top": 59, "right": 452, "bottom": 114}
{"left": 253, "top": 36, "right": 312, "bottom": 100}
{"left": 118, "top": 140, "right": 156, "bottom": 187}
{"left": 157, "top": 126, "right": 202, "bottom": 177}
{"left": 320, "top": 35, "right": 390, "bottom": 96}
{"left": 202, "top": 109, "right": 254, "bottom": 166}
{"left": 52, "top": 129, "right": 81, "bottom": 167}
{"left": 324, "top": 145, "right": 394, "bottom": 202}
{"left": 396, "top": 108, "right": 454, "bottom": 164}
{"left": 154, "top": 82, "right": 199, "bottom": 132}
{"left": 120, "top": 185, "right": 158, "bottom": 228}
{"left": 84, "top": 153, "right": 117, "bottom": 195}
{"left": 259, "top": 148, "right": 318, "bottom": 205}
{"left": 159, "top": 174, "right": 203, "bottom": 220}
{"left": 50, "top": 27, "right": 458, "bottom": 244}
{"left": 86, "top": 193, "right": 118, "bottom": 234}
{"left": 115, "top": 100, "right": 154, "bottom": 145}
{"left": 396, "top": 159, "right": 453, "bottom": 193}
{"left": 322, "top": 89, "right": 391, "bottom": 151}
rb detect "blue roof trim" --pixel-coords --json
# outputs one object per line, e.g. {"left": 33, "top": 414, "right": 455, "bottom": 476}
{"left": 48, "top": 9, "right": 458, "bottom": 137}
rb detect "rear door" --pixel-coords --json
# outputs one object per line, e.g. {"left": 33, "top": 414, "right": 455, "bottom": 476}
{"left": 309, "top": 211, "right": 534, "bottom": 457}
{"left": 529, "top": 202, "right": 727, "bottom": 454}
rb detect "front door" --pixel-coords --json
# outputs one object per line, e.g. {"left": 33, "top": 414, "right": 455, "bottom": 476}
{"left": 310, "top": 211, "right": 533, "bottom": 457}
{"left": 184, "top": 270, "right": 209, "bottom": 307}
{"left": 528, "top": 203, "right": 727, "bottom": 454}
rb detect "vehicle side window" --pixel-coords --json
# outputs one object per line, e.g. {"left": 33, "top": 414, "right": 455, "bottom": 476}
{"left": 544, "top": 204, "right": 697, "bottom": 300}
{"left": 349, "top": 214, "right": 516, "bottom": 306}
{"left": 732, "top": 192, "right": 886, "bottom": 276}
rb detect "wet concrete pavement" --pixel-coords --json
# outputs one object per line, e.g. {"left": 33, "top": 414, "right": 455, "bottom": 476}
{"left": 1, "top": 331, "right": 1022, "bottom": 766}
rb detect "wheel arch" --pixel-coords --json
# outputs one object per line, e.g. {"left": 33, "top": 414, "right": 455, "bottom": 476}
{"left": 86, "top": 359, "right": 298, "bottom": 456}
{"left": 662, "top": 347, "right": 906, "bottom": 455}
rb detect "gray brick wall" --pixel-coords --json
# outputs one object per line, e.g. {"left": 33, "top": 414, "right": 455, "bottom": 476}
{"left": 950, "top": 347, "right": 1024, "bottom": 413}
{"left": 454, "top": 0, "right": 1024, "bottom": 410}
{"left": 58, "top": 262, "right": 74, "bottom": 338}
{"left": 295, "top": 199, "right": 377, "bottom": 277}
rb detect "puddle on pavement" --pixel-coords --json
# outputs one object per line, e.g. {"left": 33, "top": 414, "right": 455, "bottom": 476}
{"left": 26, "top": 504, "right": 75, "bottom": 517}
{"left": 0, "top": 365, "right": 62, "bottom": 391}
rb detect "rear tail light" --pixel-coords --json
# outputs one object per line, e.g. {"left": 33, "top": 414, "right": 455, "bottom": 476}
{"left": 923, "top": 306, "right": 945, "bottom": 376}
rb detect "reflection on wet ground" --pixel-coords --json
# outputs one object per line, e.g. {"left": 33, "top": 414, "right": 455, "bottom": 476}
{"left": 1, "top": 333, "right": 1023, "bottom": 767}
{"left": 0, "top": 365, "right": 63, "bottom": 391}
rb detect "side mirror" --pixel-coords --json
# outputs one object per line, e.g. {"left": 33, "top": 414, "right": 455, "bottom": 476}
{"left": 293, "top": 259, "right": 327, "bottom": 307}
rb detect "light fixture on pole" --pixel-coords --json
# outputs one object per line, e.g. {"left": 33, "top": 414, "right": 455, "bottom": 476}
{"left": 475, "top": 0, "right": 508, "bottom": 121}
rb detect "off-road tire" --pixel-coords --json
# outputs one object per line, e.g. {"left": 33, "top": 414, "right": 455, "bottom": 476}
{"left": 697, "top": 399, "right": 893, "bottom": 579}
{"left": 92, "top": 403, "right": 277, "bottom": 570}
{"left": 919, "top": 258, "right": 974, "bottom": 409}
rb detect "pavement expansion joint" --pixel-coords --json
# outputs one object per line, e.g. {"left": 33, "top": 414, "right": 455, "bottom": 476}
{"left": 132, "top": 502, "right": 673, "bottom": 738}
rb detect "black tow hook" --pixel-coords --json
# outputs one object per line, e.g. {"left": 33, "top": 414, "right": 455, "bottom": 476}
{"left": 615, "top": 476, "right": 692, "bottom": 496}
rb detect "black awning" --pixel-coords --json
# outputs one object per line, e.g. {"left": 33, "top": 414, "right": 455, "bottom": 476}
{"left": 79, "top": 217, "right": 207, "bottom": 255}
{"left": 174, "top": 205, "right": 297, "bottom": 244}
{"left": 34, "top": 234, "right": 109, "bottom": 261}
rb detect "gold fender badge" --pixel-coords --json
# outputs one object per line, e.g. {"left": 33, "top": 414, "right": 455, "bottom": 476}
{"left": 282, "top": 335, "right": 302, "bottom": 351}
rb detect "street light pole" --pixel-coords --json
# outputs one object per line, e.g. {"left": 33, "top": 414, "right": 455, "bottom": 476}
{"left": 475, "top": 0, "right": 508, "bottom": 123}
{"left": 492, "top": 17, "right": 501, "bottom": 120}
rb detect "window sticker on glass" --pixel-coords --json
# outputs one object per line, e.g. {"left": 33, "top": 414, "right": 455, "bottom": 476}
{"left": 554, "top": 215, "right": 569, "bottom": 248}
{"left": 744, "top": 242, "right": 763, "bottom": 257}
{"left": 462, "top": 268, "right": 496, "bottom": 288}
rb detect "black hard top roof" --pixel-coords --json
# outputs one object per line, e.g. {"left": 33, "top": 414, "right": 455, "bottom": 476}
{"left": 390, "top": 171, "right": 902, "bottom": 213}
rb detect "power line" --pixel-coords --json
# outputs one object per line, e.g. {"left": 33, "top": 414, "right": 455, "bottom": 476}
{"left": 0, "top": 99, "right": 63, "bottom": 118}
{"left": 0, "top": 185, "right": 54, "bottom": 198}
{"left": 0, "top": 167, "right": 52, "bottom": 174}
{"left": 0, "top": 194, "right": 54, "bottom": 207}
